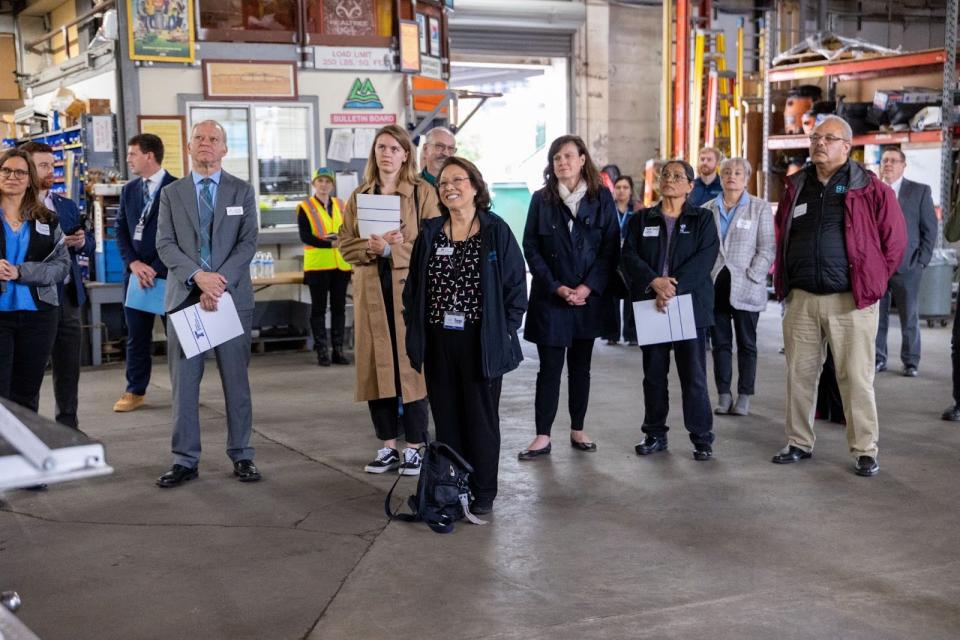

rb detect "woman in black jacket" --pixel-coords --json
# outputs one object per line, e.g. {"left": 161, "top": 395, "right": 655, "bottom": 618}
{"left": 0, "top": 148, "right": 71, "bottom": 412}
{"left": 519, "top": 135, "right": 620, "bottom": 460}
{"left": 620, "top": 159, "right": 719, "bottom": 461}
{"left": 404, "top": 157, "right": 527, "bottom": 515}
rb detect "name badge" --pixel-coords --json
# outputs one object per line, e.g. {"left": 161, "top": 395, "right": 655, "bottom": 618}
{"left": 226, "top": 206, "right": 244, "bottom": 216}
{"left": 793, "top": 203, "right": 808, "bottom": 218}
{"left": 436, "top": 246, "right": 454, "bottom": 257}
{"left": 736, "top": 218, "right": 752, "bottom": 230}
{"left": 134, "top": 222, "right": 144, "bottom": 241}
{"left": 35, "top": 222, "right": 50, "bottom": 236}
{"left": 443, "top": 311, "right": 466, "bottom": 330}
{"left": 643, "top": 226, "right": 660, "bottom": 237}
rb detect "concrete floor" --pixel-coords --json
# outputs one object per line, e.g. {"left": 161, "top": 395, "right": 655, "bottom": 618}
{"left": 2, "top": 308, "right": 960, "bottom": 640}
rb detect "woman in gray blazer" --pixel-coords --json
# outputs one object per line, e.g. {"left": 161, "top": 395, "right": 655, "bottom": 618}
{"left": 704, "top": 158, "right": 775, "bottom": 416}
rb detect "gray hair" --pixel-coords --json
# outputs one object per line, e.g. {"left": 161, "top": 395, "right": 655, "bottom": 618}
{"left": 719, "top": 157, "right": 752, "bottom": 178}
{"left": 424, "top": 127, "right": 455, "bottom": 144}
{"left": 190, "top": 119, "right": 228, "bottom": 141}
{"left": 814, "top": 115, "right": 853, "bottom": 141}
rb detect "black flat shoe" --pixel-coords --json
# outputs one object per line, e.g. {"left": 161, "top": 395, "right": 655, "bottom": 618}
{"left": 156, "top": 464, "right": 198, "bottom": 488}
{"left": 570, "top": 438, "right": 597, "bottom": 452}
{"left": 771, "top": 445, "right": 812, "bottom": 464}
{"left": 233, "top": 459, "right": 262, "bottom": 482}
{"left": 470, "top": 499, "right": 494, "bottom": 515}
{"left": 518, "top": 443, "right": 551, "bottom": 461}
{"left": 854, "top": 456, "right": 879, "bottom": 477}
{"left": 942, "top": 404, "right": 960, "bottom": 421}
{"left": 635, "top": 436, "right": 668, "bottom": 456}
{"left": 693, "top": 443, "right": 713, "bottom": 461}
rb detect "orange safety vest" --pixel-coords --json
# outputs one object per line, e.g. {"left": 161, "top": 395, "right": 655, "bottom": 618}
{"left": 301, "top": 196, "right": 351, "bottom": 272}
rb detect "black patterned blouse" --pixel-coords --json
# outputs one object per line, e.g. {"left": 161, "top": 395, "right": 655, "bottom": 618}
{"left": 427, "top": 228, "right": 483, "bottom": 326}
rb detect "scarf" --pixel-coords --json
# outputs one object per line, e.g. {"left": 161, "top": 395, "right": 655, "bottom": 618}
{"left": 558, "top": 180, "right": 588, "bottom": 231}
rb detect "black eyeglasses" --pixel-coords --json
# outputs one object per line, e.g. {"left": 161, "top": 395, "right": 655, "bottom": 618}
{"left": 660, "top": 172, "right": 690, "bottom": 182}
{"left": 0, "top": 167, "right": 29, "bottom": 179}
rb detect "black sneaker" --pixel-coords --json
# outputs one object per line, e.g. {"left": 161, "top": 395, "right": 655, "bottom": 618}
{"left": 635, "top": 435, "right": 668, "bottom": 456}
{"left": 693, "top": 443, "right": 713, "bottom": 461}
{"left": 854, "top": 456, "right": 879, "bottom": 477}
{"left": 398, "top": 447, "right": 422, "bottom": 476}
{"left": 364, "top": 447, "right": 400, "bottom": 474}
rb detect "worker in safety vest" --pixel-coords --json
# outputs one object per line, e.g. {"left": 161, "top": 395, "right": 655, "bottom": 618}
{"left": 297, "top": 168, "right": 352, "bottom": 366}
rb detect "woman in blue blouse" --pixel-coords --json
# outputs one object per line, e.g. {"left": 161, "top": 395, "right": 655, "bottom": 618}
{"left": 0, "top": 148, "right": 71, "bottom": 412}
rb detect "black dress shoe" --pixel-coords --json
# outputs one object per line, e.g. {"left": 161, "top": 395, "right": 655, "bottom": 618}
{"left": 875, "top": 362, "right": 887, "bottom": 373}
{"left": 331, "top": 349, "right": 351, "bottom": 365}
{"left": 902, "top": 365, "right": 918, "bottom": 377}
{"left": 942, "top": 404, "right": 960, "bottom": 421}
{"left": 693, "top": 443, "right": 713, "bottom": 461}
{"left": 156, "top": 464, "right": 198, "bottom": 488}
{"left": 518, "top": 443, "right": 551, "bottom": 461}
{"left": 570, "top": 438, "right": 597, "bottom": 452}
{"left": 771, "top": 445, "right": 812, "bottom": 464}
{"left": 635, "top": 436, "right": 668, "bottom": 456}
{"left": 470, "top": 499, "right": 494, "bottom": 515}
{"left": 233, "top": 459, "right": 261, "bottom": 482}
{"left": 854, "top": 456, "right": 879, "bottom": 477}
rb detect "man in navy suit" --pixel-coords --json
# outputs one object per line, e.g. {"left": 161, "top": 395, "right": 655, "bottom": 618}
{"left": 22, "top": 141, "right": 95, "bottom": 429}
{"left": 113, "top": 133, "right": 177, "bottom": 412}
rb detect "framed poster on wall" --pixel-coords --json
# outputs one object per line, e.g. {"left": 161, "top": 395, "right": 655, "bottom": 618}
{"left": 202, "top": 60, "right": 299, "bottom": 100}
{"left": 137, "top": 115, "right": 188, "bottom": 178}
{"left": 398, "top": 20, "right": 421, "bottom": 74}
{"left": 416, "top": 14, "right": 428, "bottom": 54}
{"left": 127, "top": 0, "right": 195, "bottom": 63}
{"left": 428, "top": 16, "right": 441, "bottom": 57}
{"left": 322, "top": 0, "right": 377, "bottom": 36}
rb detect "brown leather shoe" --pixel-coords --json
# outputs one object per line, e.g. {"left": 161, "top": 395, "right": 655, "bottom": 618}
{"left": 113, "top": 393, "right": 145, "bottom": 412}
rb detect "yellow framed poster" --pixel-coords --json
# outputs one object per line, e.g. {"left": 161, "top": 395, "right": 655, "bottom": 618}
{"left": 137, "top": 115, "right": 188, "bottom": 178}
{"left": 127, "top": 0, "right": 195, "bottom": 63}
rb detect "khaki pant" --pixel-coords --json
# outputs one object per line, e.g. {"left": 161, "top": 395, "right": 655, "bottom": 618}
{"left": 783, "top": 290, "right": 880, "bottom": 458}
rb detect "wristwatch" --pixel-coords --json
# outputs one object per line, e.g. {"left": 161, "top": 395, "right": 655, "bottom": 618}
{"left": 13, "top": 265, "right": 21, "bottom": 281}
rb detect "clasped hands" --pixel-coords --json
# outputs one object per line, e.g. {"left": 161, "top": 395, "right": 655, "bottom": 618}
{"left": 555, "top": 284, "right": 591, "bottom": 306}
{"left": 195, "top": 271, "right": 227, "bottom": 311}
{"left": 367, "top": 230, "right": 404, "bottom": 256}
{"left": 0, "top": 259, "right": 18, "bottom": 281}
{"left": 650, "top": 276, "right": 678, "bottom": 312}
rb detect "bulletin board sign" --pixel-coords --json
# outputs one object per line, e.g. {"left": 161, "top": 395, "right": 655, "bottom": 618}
{"left": 127, "top": 0, "right": 195, "bottom": 63}
{"left": 137, "top": 115, "right": 188, "bottom": 178}
{"left": 202, "top": 60, "right": 299, "bottom": 100}
{"left": 398, "top": 20, "right": 421, "bottom": 74}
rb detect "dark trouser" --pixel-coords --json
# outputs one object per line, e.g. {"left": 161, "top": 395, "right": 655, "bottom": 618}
{"left": 640, "top": 329, "right": 714, "bottom": 445}
{"left": 124, "top": 298, "right": 164, "bottom": 396}
{"left": 307, "top": 269, "right": 351, "bottom": 350}
{"left": 600, "top": 294, "right": 637, "bottom": 343}
{"left": 534, "top": 339, "right": 595, "bottom": 436}
{"left": 368, "top": 257, "right": 429, "bottom": 444}
{"left": 48, "top": 297, "right": 82, "bottom": 428}
{"left": 424, "top": 325, "right": 502, "bottom": 502}
{"left": 951, "top": 301, "right": 960, "bottom": 404}
{"left": 0, "top": 309, "right": 59, "bottom": 413}
{"left": 816, "top": 347, "right": 846, "bottom": 424}
{"left": 876, "top": 267, "right": 922, "bottom": 368}
{"left": 710, "top": 268, "right": 760, "bottom": 396}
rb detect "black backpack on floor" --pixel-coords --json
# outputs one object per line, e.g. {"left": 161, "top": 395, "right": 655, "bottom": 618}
{"left": 384, "top": 441, "right": 487, "bottom": 534}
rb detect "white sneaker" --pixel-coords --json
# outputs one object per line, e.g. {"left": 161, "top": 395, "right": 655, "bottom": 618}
{"left": 364, "top": 447, "right": 400, "bottom": 474}
{"left": 398, "top": 447, "right": 422, "bottom": 476}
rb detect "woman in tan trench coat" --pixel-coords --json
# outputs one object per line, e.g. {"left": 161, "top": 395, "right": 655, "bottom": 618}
{"left": 339, "top": 124, "right": 440, "bottom": 475}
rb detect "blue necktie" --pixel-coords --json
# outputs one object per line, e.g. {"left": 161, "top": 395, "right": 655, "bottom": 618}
{"left": 198, "top": 178, "right": 214, "bottom": 270}
{"left": 140, "top": 180, "right": 153, "bottom": 221}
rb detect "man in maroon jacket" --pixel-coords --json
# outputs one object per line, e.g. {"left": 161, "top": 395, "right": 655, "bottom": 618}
{"left": 772, "top": 115, "right": 906, "bottom": 477}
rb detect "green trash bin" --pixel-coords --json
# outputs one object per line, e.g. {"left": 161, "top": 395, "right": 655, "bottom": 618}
{"left": 489, "top": 182, "right": 531, "bottom": 245}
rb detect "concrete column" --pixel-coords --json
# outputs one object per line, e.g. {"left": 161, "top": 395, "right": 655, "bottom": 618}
{"left": 574, "top": 0, "right": 610, "bottom": 165}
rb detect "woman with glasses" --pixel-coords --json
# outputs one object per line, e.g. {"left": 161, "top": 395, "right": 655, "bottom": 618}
{"left": 703, "top": 158, "right": 775, "bottom": 416}
{"left": 404, "top": 157, "right": 527, "bottom": 514}
{"left": 0, "top": 148, "right": 71, "bottom": 412}
{"left": 621, "top": 159, "right": 719, "bottom": 461}
{"left": 519, "top": 135, "right": 620, "bottom": 460}
{"left": 339, "top": 125, "right": 441, "bottom": 476}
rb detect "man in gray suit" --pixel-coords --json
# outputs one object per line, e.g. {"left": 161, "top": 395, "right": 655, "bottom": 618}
{"left": 875, "top": 147, "right": 937, "bottom": 377}
{"left": 155, "top": 119, "right": 261, "bottom": 487}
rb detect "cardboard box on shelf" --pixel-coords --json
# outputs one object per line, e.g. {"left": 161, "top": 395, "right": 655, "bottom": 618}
{"left": 87, "top": 98, "right": 111, "bottom": 115}
{"left": 63, "top": 99, "right": 87, "bottom": 127}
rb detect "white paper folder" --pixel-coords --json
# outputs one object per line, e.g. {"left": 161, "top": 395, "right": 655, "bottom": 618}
{"left": 168, "top": 292, "right": 245, "bottom": 359}
{"left": 633, "top": 294, "right": 698, "bottom": 346}
{"left": 356, "top": 193, "right": 401, "bottom": 238}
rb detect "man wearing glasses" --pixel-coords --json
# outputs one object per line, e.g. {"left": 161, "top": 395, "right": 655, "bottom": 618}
{"left": 874, "top": 147, "right": 936, "bottom": 378}
{"left": 772, "top": 115, "right": 906, "bottom": 477}
{"left": 419, "top": 127, "right": 456, "bottom": 186}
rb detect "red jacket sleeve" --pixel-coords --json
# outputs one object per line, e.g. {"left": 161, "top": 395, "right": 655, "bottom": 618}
{"left": 873, "top": 178, "right": 907, "bottom": 280}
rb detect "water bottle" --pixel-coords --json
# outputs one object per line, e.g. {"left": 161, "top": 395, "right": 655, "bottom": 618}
{"left": 249, "top": 254, "right": 258, "bottom": 279}
{"left": 265, "top": 252, "right": 275, "bottom": 278}
{"left": 252, "top": 252, "right": 263, "bottom": 279}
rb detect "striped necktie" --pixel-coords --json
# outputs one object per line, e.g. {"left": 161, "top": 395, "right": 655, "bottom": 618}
{"left": 198, "top": 178, "right": 214, "bottom": 270}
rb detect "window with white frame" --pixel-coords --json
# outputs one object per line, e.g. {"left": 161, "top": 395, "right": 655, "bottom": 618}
{"left": 188, "top": 102, "right": 314, "bottom": 228}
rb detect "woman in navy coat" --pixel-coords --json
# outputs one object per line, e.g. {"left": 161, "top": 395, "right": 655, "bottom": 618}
{"left": 519, "top": 135, "right": 620, "bottom": 460}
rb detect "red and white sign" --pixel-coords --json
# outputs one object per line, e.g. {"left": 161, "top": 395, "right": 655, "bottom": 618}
{"left": 331, "top": 113, "right": 397, "bottom": 125}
